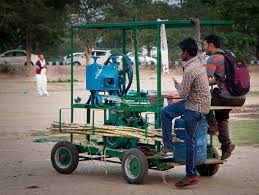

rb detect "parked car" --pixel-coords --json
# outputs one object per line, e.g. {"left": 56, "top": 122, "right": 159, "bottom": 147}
{"left": 64, "top": 49, "right": 112, "bottom": 65}
{"left": 127, "top": 52, "right": 157, "bottom": 66}
{"left": 0, "top": 50, "right": 38, "bottom": 65}
{"left": 63, "top": 52, "right": 85, "bottom": 66}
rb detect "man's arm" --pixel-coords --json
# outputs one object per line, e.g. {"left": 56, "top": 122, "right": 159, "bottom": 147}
{"left": 173, "top": 73, "right": 193, "bottom": 98}
{"left": 206, "top": 56, "right": 218, "bottom": 86}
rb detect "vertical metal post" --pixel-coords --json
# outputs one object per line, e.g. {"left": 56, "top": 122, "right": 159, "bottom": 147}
{"left": 122, "top": 29, "right": 127, "bottom": 81}
{"left": 210, "top": 135, "right": 213, "bottom": 146}
{"left": 134, "top": 29, "right": 140, "bottom": 96}
{"left": 155, "top": 24, "right": 162, "bottom": 128}
{"left": 87, "top": 109, "right": 90, "bottom": 123}
{"left": 156, "top": 25, "right": 162, "bottom": 100}
{"left": 104, "top": 109, "right": 107, "bottom": 125}
{"left": 70, "top": 26, "right": 74, "bottom": 143}
{"left": 92, "top": 110, "right": 95, "bottom": 135}
{"left": 59, "top": 108, "right": 62, "bottom": 131}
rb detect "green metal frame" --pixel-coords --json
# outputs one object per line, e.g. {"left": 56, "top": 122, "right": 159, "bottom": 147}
{"left": 60, "top": 19, "right": 234, "bottom": 170}
{"left": 69, "top": 19, "right": 234, "bottom": 124}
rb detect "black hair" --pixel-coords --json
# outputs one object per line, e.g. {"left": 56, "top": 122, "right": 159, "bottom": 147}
{"left": 178, "top": 37, "right": 198, "bottom": 57}
{"left": 204, "top": 34, "right": 221, "bottom": 48}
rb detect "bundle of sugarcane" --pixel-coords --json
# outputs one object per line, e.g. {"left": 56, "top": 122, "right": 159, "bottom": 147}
{"left": 49, "top": 122, "right": 183, "bottom": 143}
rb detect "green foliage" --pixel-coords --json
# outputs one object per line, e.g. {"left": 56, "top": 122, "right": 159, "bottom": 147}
{"left": 247, "top": 91, "right": 259, "bottom": 97}
{"left": 219, "top": 31, "right": 256, "bottom": 61}
{"left": 212, "top": 0, "right": 259, "bottom": 60}
{"left": 0, "top": 0, "right": 258, "bottom": 61}
{"left": 0, "top": 62, "right": 16, "bottom": 74}
{"left": 48, "top": 78, "right": 79, "bottom": 83}
{"left": 213, "top": 117, "right": 259, "bottom": 146}
{"left": 0, "top": 0, "right": 71, "bottom": 53}
{"left": 230, "top": 118, "right": 259, "bottom": 145}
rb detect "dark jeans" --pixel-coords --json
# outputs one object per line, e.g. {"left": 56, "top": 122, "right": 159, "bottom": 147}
{"left": 211, "top": 89, "right": 245, "bottom": 147}
{"left": 161, "top": 100, "right": 186, "bottom": 151}
{"left": 183, "top": 110, "right": 205, "bottom": 177}
{"left": 161, "top": 100, "right": 204, "bottom": 177}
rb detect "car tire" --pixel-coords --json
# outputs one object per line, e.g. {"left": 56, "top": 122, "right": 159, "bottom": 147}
{"left": 24, "top": 61, "right": 34, "bottom": 66}
{"left": 73, "top": 61, "right": 81, "bottom": 66}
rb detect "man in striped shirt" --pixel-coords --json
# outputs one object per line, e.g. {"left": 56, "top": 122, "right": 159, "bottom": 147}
{"left": 161, "top": 38, "right": 211, "bottom": 187}
{"left": 203, "top": 35, "right": 245, "bottom": 160}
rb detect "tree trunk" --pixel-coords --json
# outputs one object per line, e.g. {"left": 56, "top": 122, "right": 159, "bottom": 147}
{"left": 147, "top": 45, "right": 152, "bottom": 57}
{"left": 191, "top": 18, "right": 201, "bottom": 52}
{"left": 192, "top": 18, "right": 200, "bottom": 42}
{"left": 85, "top": 39, "right": 92, "bottom": 65}
{"left": 26, "top": 28, "right": 32, "bottom": 67}
{"left": 256, "top": 36, "right": 259, "bottom": 60}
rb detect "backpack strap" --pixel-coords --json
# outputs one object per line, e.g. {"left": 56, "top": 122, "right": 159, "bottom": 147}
{"left": 214, "top": 50, "right": 225, "bottom": 55}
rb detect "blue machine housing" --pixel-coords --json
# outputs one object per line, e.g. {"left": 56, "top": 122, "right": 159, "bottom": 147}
{"left": 86, "top": 56, "right": 119, "bottom": 91}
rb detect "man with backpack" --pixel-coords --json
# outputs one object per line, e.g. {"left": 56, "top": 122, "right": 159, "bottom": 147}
{"left": 203, "top": 34, "right": 248, "bottom": 160}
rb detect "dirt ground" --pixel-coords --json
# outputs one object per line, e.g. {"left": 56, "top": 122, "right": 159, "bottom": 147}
{"left": 0, "top": 65, "right": 259, "bottom": 195}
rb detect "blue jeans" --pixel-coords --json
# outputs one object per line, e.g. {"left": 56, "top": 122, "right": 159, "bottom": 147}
{"left": 161, "top": 100, "right": 204, "bottom": 177}
{"left": 161, "top": 99, "right": 186, "bottom": 151}
{"left": 183, "top": 109, "right": 205, "bottom": 177}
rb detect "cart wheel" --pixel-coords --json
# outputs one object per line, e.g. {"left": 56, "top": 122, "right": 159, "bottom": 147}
{"left": 196, "top": 146, "right": 219, "bottom": 176}
{"left": 103, "top": 136, "right": 128, "bottom": 149}
{"left": 51, "top": 141, "right": 79, "bottom": 174}
{"left": 121, "top": 149, "right": 148, "bottom": 184}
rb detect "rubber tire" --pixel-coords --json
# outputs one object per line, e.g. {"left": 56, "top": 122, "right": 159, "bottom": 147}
{"left": 51, "top": 141, "right": 79, "bottom": 174}
{"left": 24, "top": 61, "right": 34, "bottom": 66}
{"left": 103, "top": 136, "right": 128, "bottom": 149}
{"left": 196, "top": 146, "right": 220, "bottom": 176}
{"left": 121, "top": 149, "right": 148, "bottom": 184}
{"left": 73, "top": 61, "right": 81, "bottom": 66}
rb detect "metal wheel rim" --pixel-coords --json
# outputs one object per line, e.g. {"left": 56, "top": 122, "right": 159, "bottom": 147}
{"left": 125, "top": 155, "right": 140, "bottom": 179}
{"left": 54, "top": 147, "right": 72, "bottom": 169}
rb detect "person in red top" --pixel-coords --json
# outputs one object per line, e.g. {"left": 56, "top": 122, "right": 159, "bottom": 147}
{"left": 35, "top": 55, "right": 42, "bottom": 96}
{"left": 203, "top": 35, "right": 245, "bottom": 160}
{"left": 35, "top": 54, "right": 48, "bottom": 96}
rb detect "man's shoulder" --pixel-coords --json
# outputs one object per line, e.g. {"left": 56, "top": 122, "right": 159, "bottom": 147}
{"left": 208, "top": 53, "right": 224, "bottom": 65}
{"left": 185, "top": 60, "right": 205, "bottom": 76}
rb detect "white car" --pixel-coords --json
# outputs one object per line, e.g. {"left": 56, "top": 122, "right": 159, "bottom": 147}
{"left": 0, "top": 50, "right": 38, "bottom": 65}
{"left": 64, "top": 50, "right": 112, "bottom": 65}
{"left": 63, "top": 52, "right": 85, "bottom": 66}
{"left": 127, "top": 52, "right": 157, "bottom": 66}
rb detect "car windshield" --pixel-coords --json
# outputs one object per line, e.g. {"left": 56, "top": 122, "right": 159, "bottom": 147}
{"left": 95, "top": 51, "right": 106, "bottom": 56}
{"left": 4, "top": 52, "right": 14, "bottom": 57}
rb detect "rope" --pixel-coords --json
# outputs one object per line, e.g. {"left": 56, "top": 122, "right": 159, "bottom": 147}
{"left": 103, "top": 147, "right": 108, "bottom": 175}
{"left": 86, "top": 138, "right": 108, "bottom": 176}
{"left": 161, "top": 171, "right": 168, "bottom": 185}
{"left": 86, "top": 141, "right": 96, "bottom": 168}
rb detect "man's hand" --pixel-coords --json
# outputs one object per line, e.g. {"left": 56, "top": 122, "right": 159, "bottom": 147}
{"left": 172, "top": 77, "right": 178, "bottom": 84}
{"left": 173, "top": 77, "right": 182, "bottom": 92}
{"left": 208, "top": 76, "right": 216, "bottom": 86}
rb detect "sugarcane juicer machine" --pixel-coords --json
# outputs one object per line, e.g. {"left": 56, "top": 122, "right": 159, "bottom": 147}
{"left": 50, "top": 20, "right": 234, "bottom": 184}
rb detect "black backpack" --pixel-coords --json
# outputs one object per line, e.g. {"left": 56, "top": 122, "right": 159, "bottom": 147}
{"left": 217, "top": 51, "right": 250, "bottom": 96}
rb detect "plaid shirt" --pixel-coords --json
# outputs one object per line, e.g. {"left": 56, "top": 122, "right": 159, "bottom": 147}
{"left": 176, "top": 55, "right": 211, "bottom": 114}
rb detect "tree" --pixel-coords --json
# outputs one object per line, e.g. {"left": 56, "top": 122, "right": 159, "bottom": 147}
{"left": 214, "top": 0, "right": 259, "bottom": 60}
{"left": 0, "top": 0, "right": 70, "bottom": 65}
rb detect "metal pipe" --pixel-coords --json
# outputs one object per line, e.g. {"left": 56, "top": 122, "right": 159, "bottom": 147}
{"left": 134, "top": 29, "right": 140, "bottom": 96}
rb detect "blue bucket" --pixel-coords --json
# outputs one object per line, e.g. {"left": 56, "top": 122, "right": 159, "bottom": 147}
{"left": 173, "top": 117, "right": 208, "bottom": 165}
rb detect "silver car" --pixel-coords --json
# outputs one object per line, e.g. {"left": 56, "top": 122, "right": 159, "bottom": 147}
{"left": 64, "top": 50, "right": 112, "bottom": 66}
{"left": 127, "top": 52, "right": 157, "bottom": 66}
{"left": 0, "top": 50, "right": 38, "bottom": 65}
